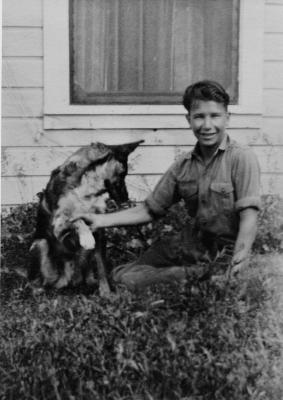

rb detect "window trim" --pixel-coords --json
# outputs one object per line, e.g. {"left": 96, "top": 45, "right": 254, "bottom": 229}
{"left": 44, "top": 0, "right": 264, "bottom": 121}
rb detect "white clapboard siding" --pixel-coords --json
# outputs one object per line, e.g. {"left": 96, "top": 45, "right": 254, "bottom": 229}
{"left": 266, "top": 0, "right": 283, "bottom": 4}
{"left": 1, "top": 146, "right": 178, "bottom": 176}
{"left": 2, "top": 58, "right": 43, "bottom": 88}
{"left": 1, "top": 119, "right": 43, "bottom": 147}
{"left": 2, "top": 145, "right": 283, "bottom": 177}
{"left": 264, "top": 89, "right": 283, "bottom": 116}
{"left": 4, "top": 121, "right": 283, "bottom": 146}
{"left": 2, "top": 89, "right": 43, "bottom": 117}
{"left": 3, "top": 122, "right": 268, "bottom": 147}
{"left": 264, "top": 62, "right": 283, "bottom": 88}
{"left": 265, "top": 3, "right": 283, "bottom": 32}
{"left": 44, "top": 114, "right": 262, "bottom": 130}
{"left": 263, "top": 0, "right": 283, "bottom": 198}
{"left": 2, "top": 0, "right": 283, "bottom": 207}
{"left": 2, "top": 28, "right": 43, "bottom": 57}
{"left": 264, "top": 33, "right": 283, "bottom": 60}
{"left": 2, "top": 173, "right": 283, "bottom": 205}
{"left": 2, "top": 0, "right": 42, "bottom": 27}
{"left": 263, "top": 118, "right": 283, "bottom": 141}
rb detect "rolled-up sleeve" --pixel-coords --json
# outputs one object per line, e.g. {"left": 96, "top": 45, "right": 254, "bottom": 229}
{"left": 145, "top": 163, "right": 180, "bottom": 217}
{"left": 232, "top": 147, "right": 261, "bottom": 211}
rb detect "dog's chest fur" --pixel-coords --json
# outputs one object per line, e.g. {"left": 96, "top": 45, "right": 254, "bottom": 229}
{"left": 52, "top": 161, "right": 119, "bottom": 239}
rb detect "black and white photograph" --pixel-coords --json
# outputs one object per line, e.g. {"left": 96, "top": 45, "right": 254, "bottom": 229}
{"left": 1, "top": 0, "right": 283, "bottom": 398}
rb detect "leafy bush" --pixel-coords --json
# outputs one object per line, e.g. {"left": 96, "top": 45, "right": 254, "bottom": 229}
{"left": 1, "top": 195, "right": 283, "bottom": 399}
{"left": 1, "top": 194, "right": 282, "bottom": 277}
{"left": 253, "top": 194, "right": 283, "bottom": 253}
{"left": 1, "top": 203, "right": 37, "bottom": 275}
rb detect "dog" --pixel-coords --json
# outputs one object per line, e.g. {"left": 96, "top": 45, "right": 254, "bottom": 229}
{"left": 29, "top": 140, "right": 143, "bottom": 296}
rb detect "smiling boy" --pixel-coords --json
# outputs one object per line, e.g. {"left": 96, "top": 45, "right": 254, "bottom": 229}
{"left": 75, "top": 80, "right": 261, "bottom": 290}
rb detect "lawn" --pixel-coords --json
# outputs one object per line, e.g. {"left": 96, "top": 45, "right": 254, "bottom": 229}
{"left": 1, "top": 199, "right": 283, "bottom": 400}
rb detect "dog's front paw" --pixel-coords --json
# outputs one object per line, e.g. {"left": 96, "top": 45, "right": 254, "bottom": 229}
{"left": 79, "top": 231, "right": 96, "bottom": 250}
{"left": 73, "top": 219, "right": 96, "bottom": 250}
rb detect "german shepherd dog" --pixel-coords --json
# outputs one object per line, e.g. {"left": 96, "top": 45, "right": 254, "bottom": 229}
{"left": 29, "top": 141, "right": 143, "bottom": 296}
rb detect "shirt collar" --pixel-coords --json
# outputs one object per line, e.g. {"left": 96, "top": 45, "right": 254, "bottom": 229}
{"left": 187, "top": 134, "right": 230, "bottom": 159}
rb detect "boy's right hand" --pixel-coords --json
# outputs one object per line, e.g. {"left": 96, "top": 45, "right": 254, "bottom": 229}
{"left": 71, "top": 213, "right": 101, "bottom": 232}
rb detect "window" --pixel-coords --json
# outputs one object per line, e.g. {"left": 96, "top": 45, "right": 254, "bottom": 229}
{"left": 70, "top": 0, "right": 239, "bottom": 105}
{"left": 44, "top": 0, "right": 264, "bottom": 121}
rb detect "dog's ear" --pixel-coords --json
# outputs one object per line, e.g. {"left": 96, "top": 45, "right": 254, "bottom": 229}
{"left": 108, "top": 140, "right": 144, "bottom": 158}
{"left": 57, "top": 143, "right": 113, "bottom": 188}
{"left": 62, "top": 143, "right": 112, "bottom": 170}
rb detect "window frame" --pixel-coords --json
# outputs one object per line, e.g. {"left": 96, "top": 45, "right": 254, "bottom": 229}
{"left": 44, "top": 0, "right": 264, "bottom": 124}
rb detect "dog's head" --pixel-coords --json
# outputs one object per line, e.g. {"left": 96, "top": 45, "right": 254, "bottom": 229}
{"left": 73, "top": 140, "right": 143, "bottom": 212}
{"left": 103, "top": 140, "right": 143, "bottom": 206}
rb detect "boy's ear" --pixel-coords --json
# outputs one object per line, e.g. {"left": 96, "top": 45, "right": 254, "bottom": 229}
{"left": 226, "top": 111, "right": 230, "bottom": 127}
{"left": 185, "top": 114, "right": 191, "bottom": 126}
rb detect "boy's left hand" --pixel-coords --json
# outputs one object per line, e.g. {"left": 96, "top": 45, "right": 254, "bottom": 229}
{"left": 229, "top": 250, "right": 249, "bottom": 278}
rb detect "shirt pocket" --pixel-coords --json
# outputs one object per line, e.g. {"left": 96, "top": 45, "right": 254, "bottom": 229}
{"left": 210, "top": 182, "right": 234, "bottom": 211}
{"left": 178, "top": 180, "right": 198, "bottom": 216}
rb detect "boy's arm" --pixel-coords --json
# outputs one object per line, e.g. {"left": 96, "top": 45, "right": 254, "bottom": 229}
{"left": 230, "top": 207, "right": 258, "bottom": 276}
{"left": 72, "top": 202, "right": 153, "bottom": 231}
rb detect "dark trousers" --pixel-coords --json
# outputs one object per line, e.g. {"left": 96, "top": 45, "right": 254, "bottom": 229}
{"left": 112, "top": 226, "right": 234, "bottom": 291}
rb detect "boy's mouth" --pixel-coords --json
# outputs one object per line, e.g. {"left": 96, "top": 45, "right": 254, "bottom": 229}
{"left": 199, "top": 132, "right": 217, "bottom": 138}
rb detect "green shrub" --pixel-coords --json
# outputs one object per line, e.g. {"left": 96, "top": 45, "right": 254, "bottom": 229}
{"left": 1, "top": 203, "right": 37, "bottom": 273}
{"left": 253, "top": 194, "right": 283, "bottom": 253}
{"left": 1, "top": 194, "right": 282, "bottom": 277}
{"left": 1, "top": 197, "right": 283, "bottom": 399}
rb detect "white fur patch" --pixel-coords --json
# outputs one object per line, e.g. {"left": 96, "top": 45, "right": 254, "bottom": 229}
{"left": 73, "top": 219, "right": 96, "bottom": 250}
{"left": 79, "top": 230, "right": 96, "bottom": 250}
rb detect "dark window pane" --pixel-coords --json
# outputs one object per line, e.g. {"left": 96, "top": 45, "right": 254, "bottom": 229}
{"left": 70, "top": 0, "right": 239, "bottom": 104}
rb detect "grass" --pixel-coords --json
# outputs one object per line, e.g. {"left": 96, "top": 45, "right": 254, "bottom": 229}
{"left": 1, "top": 200, "right": 283, "bottom": 399}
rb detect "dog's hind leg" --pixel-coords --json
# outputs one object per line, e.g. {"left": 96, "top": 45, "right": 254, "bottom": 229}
{"left": 95, "top": 252, "right": 111, "bottom": 296}
{"left": 94, "top": 232, "right": 111, "bottom": 297}
{"left": 30, "top": 239, "right": 59, "bottom": 286}
{"left": 55, "top": 260, "right": 75, "bottom": 289}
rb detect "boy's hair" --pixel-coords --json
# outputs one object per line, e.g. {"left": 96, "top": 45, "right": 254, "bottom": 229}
{"left": 182, "top": 80, "right": 230, "bottom": 112}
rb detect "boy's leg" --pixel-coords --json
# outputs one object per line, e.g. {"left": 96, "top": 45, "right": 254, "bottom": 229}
{"left": 112, "top": 229, "right": 235, "bottom": 290}
{"left": 112, "top": 234, "right": 205, "bottom": 290}
{"left": 112, "top": 262, "right": 206, "bottom": 291}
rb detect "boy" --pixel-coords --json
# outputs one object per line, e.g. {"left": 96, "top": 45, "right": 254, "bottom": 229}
{"left": 75, "top": 80, "right": 261, "bottom": 290}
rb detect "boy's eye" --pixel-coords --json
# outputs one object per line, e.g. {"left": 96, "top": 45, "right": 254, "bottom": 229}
{"left": 193, "top": 113, "right": 222, "bottom": 119}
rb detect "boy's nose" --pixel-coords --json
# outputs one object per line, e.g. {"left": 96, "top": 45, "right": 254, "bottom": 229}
{"left": 203, "top": 117, "right": 213, "bottom": 129}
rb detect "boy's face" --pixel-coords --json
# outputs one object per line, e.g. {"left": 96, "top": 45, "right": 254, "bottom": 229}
{"left": 186, "top": 100, "right": 229, "bottom": 150}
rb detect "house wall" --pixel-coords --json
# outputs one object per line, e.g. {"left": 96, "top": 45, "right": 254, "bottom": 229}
{"left": 2, "top": 0, "right": 283, "bottom": 206}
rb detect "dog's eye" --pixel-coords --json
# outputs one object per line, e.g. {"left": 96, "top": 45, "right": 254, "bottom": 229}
{"left": 95, "top": 188, "right": 107, "bottom": 197}
{"left": 104, "top": 179, "right": 111, "bottom": 190}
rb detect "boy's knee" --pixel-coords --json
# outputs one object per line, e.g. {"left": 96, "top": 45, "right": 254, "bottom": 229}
{"left": 112, "top": 262, "right": 135, "bottom": 283}
{"left": 111, "top": 263, "right": 137, "bottom": 290}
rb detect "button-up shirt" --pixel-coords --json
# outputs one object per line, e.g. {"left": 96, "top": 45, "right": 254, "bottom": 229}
{"left": 145, "top": 135, "right": 261, "bottom": 241}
